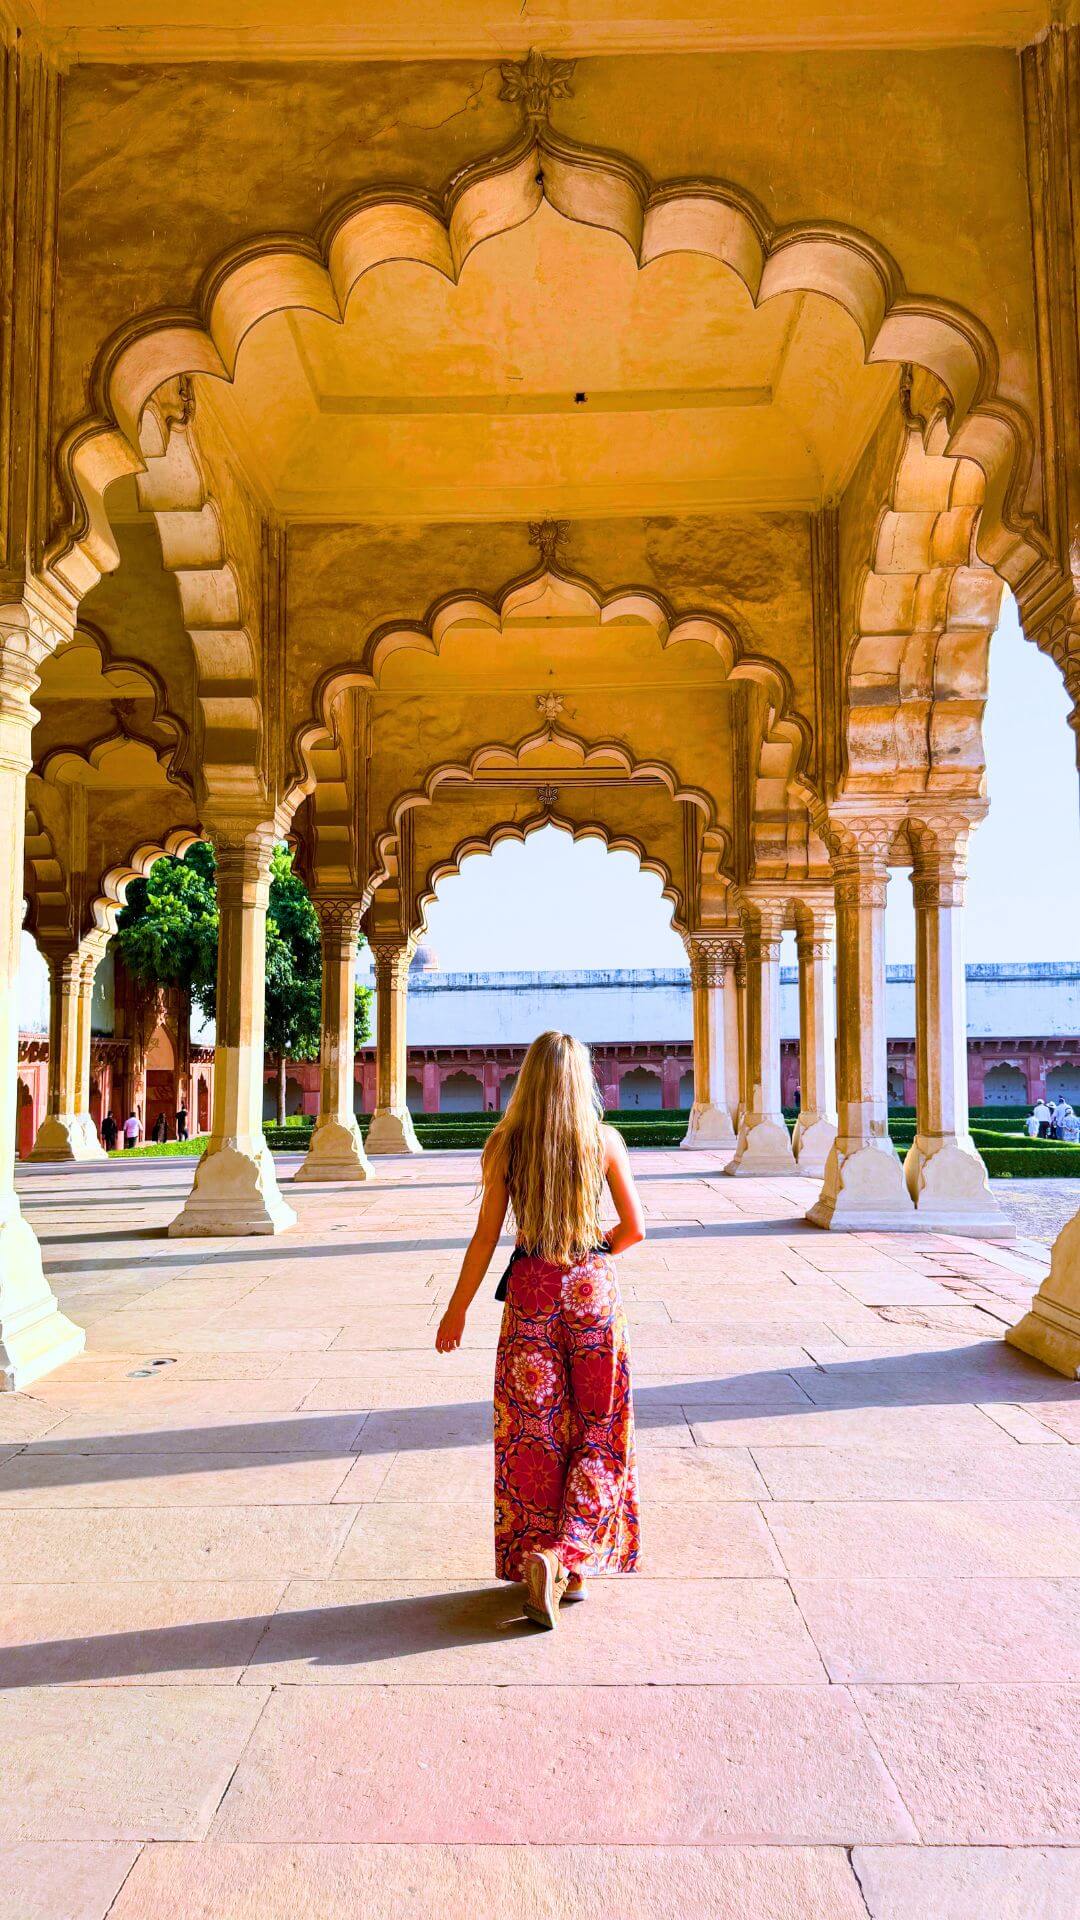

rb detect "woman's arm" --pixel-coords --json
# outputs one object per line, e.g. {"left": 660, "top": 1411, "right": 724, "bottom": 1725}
{"left": 602, "top": 1124, "right": 646, "bottom": 1256}
{"left": 435, "top": 1161, "right": 510, "bottom": 1352}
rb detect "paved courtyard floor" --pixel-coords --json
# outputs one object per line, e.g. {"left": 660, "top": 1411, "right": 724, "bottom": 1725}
{"left": 2, "top": 1150, "right": 1079, "bottom": 1918}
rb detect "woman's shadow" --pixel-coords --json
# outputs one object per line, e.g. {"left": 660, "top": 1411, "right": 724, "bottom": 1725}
{"left": 0, "top": 1585, "right": 538, "bottom": 1690}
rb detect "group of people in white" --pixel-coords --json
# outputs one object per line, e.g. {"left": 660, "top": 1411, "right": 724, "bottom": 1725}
{"left": 1027, "top": 1096, "right": 1080, "bottom": 1142}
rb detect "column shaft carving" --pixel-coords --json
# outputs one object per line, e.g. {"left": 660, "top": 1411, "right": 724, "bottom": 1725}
{"left": 296, "top": 899, "right": 371, "bottom": 1183}
{"left": 904, "top": 814, "right": 1005, "bottom": 1232}
{"left": 681, "top": 933, "right": 737, "bottom": 1152}
{"left": 725, "top": 900, "right": 795, "bottom": 1176}
{"left": 792, "top": 900, "right": 837, "bottom": 1177}
{"left": 170, "top": 825, "right": 296, "bottom": 1236}
{"left": 366, "top": 938, "right": 422, "bottom": 1155}
{"left": 807, "top": 816, "right": 914, "bottom": 1229}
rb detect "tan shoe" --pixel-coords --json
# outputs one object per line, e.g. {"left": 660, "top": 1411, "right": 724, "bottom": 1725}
{"left": 522, "top": 1549, "right": 567, "bottom": 1629}
{"left": 563, "top": 1571, "right": 588, "bottom": 1602}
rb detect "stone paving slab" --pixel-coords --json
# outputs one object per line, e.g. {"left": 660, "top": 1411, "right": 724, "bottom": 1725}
{"left": 792, "top": 1575, "right": 1080, "bottom": 1683}
{"left": 211, "top": 1683, "right": 916, "bottom": 1844}
{"left": 852, "top": 1845, "right": 1080, "bottom": 1919}
{"left": 107, "top": 1841, "right": 870, "bottom": 1920}
{"left": 0, "top": 1843, "right": 140, "bottom": 1920}
{"left": 5, "top": 1148, "right": 1079, "bottom": 1912}
{"left": 241, "top": 1575, "right": 825, "bottom": 1686}
{"left": 0, "top": 1685, "right": 270, "bottom": 1841}
{"left": 855, "top": 1684, "right": 1080, "bottom": 1842}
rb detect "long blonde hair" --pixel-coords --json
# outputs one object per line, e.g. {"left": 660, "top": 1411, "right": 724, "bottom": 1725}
{"left": 483, "top": 1031, "right": 605, "bottom": 1265}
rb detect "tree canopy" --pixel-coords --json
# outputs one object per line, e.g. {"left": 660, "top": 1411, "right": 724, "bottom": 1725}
{"left": 113, "top": 843, "right": 373, "bottom": 1072}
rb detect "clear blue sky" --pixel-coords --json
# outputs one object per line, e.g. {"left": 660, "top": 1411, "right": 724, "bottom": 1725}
{"left": 422, "top": 592, "right": 1080, "bottom": 971}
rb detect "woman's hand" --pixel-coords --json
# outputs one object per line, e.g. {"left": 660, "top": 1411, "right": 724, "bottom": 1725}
{"left": 435, "top": 1302, "right": 467, "bottom": 1352}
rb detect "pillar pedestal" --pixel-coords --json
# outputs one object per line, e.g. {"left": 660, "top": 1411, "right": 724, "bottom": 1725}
{"left": 792, "top": 907, "right": 838, "bottom": 1178}
{"left": 0, "top": 605, "right": 84, "bottom": 1384}
{"left": 681, "top": 934, "right": 737, "bottom": 1152}
{"left": 725, "top": 904, "right": 796, "bottom": 1176}
{"left": 902, "top": 818, "right": 1008, "bottom": 1236}
{"left": 296, "top": 901, "right": 372, "bottom": 1183}
{"left": 170, "top": 829, "right": 296, "bottom": 1237}
{"left": 367, "top": 941, "right": 422, "bottom": 1156}
{"left": 807, "top": 822, "right": 915, "bottom": 1229}
{"left": 1008, "top": 1213, "right": 1080, "bottom": 1377}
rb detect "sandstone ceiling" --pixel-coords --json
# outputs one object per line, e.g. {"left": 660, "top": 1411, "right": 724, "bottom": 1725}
{"left": 193, "top": 203, "right": 897, "bottom": 522}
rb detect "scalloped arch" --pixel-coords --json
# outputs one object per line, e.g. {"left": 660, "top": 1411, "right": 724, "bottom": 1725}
{"left": 412, "top": 809, "right": 688, "bottom": 941}
{"left": 88, "top": 828, "right": 204, "bottom": 940}
{"left": 288, "top": 567, "right": 809, "bottom": 827}
{"left": 50, "top": 123, "right": 1047, "bottom": 618}
{"left": 845, "top": 420, "right": 1006, "bottom": 799}
{"left": 366, "top": 722, "right": 731, "bottom": 932}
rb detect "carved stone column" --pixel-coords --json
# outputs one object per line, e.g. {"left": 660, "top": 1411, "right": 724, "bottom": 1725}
{"left": 0, "top": 611, "right": 84, "bottom": 1384}
{"left": 791, "top": 904, "right": 838, "bottom": 1177}
{"left": 366, "top": 940, "right": 422, "bottom": 1155}
{"left": 296, "top": 900, "right": 372, "bottom": 1183}
{"left": 807, "top": 821, "right": 914, "bottom": 1229}
{"left": 29, "top": 948, "right": 84, "bottom": 1161}
{"left": 170, "top": 827, "right": 296, "bottom": 1236}
{"left": 73, "top": 946, "right": 107, "bottom": 1155}
{"left": 30, "top": 939, "right": 106, "bottom": 1162}
{"left": 727, "top": 939, "right": 746, "bottom": 1126}
{"left": 681, "top": 934, "right": 737, "bottom": 1151}
{"left": 903, "top": 818, "right": 1006, "bottom": 1232}
{"left": 725, "top": 900, "right": 796, "bottom": 1175}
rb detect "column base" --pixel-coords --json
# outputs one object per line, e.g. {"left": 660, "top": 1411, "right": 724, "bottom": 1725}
{"left": 807, "top": 1138, "right": 918, "bottom": 1230}
{"left": 168, "top": 1138, "right": 297, "bottom": 1236}
{"left": 28, "top": 1113, "right": 106, "bottom": 1162}
{"left": 294, "top": 1115, "right": 372, "bottom": 1183}
{"left": 792, "top": 1113, "right": 837, "bottom": 1178}
{"left": 0, "top": 1198, "right": 85, "bottom": 1390}
{"left": 365, "top": 1107, "right": 423, "bottom": 1155}
{"left": 1007, "top": 1207, "right": 1080, "bottom": 1378}
{"left": 680, "top": 1102, "right": 737, "bottom": 1150}
{"left": 724, "top": 1115, "right": 796, "bottom": 1176}
{"left": 903, "top": 1135, "right": 1012, "bottom": 1237}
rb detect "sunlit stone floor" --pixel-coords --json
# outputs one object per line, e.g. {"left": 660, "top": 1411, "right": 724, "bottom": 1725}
{"left": 2, "top": 1149, "right": 1079, "bottom": 1919}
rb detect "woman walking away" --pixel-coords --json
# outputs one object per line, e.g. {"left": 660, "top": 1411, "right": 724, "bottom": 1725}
{"left": 436, "top": 1031, "right": 645, "bottom": 1629}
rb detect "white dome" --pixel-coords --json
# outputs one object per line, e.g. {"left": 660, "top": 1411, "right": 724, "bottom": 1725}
{"left": 410, "top": 942, "right": 440, "bottom": 974}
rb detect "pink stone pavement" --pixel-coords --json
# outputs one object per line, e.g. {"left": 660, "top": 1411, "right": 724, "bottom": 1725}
{"left": 2, "top": 1148, "right": 1079, "bottom": 1917}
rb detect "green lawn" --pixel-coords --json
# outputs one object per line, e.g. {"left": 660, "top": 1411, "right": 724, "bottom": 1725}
{"left": 103, "top": 1107, "right": 1080, "bottom": 1175}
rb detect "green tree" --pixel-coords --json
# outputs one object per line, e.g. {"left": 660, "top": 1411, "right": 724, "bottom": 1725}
{"left": 113, "top": 840, "right": 218, "bottom": 1019}
{"left": 114, "top": 841, "right": 372, "bottom": 1127}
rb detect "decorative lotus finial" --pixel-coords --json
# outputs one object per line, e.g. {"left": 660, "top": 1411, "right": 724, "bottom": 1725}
{"left": 528, "top": 518, "right": 571, "bottom": 570}
{"left": 500, "top": 49, "right": 577, "bottom": 123}
{"left": 537, "top": 784, "right": 560, "bottom": 810}
{"left": 536, "top": 691, "right": 565, "bottom": 733}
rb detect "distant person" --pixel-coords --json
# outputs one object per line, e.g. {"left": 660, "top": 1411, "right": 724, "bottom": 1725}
{"left": 436, "top": 1030, "right": 644, "bottom": 1629}
{"left": 176, "top": 1104, "right": 188, "bottom": 1142}
{"left": 1032, "top": 1097, "right": 1052, "bottom": 1139}
{"left": 1052, "top": 1098, "right": 1073, "bottom": 1141}
{"left": 1065, "top": 1110, "right": 1080, "bottom": 1145}
{"left": 100, "top": 1112, "right": 118, "bottom": 1152}
{"left": 122, "top": 1111, "right": 141, "bottom": 1150}
{"left": 152, "top": 1113, "right": 167, "bottom": 1144}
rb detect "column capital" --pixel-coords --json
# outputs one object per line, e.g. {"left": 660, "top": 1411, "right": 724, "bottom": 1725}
{"left": 312, "top": 897, "right": 363, "bottom": 943}
{"left": 907, "top": 808, "right": 984, "bottom": 908}
{"left": 371, "top": 940, "right": 414, "bottom": 993}
{"left": 684, "top": 932, "right": 738, "bottom": 989}
{"left": 204, "top": 823, "right": 277, "bottom": 906}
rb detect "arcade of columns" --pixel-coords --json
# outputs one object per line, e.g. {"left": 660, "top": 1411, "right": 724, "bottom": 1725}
{"left": 5, "top": 7, "right": 1080, "bottom": 1388}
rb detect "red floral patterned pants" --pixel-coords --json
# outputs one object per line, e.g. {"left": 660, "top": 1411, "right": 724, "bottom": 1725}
{"left": 494, "top": 1249, "right": 639, "bottom": 1581}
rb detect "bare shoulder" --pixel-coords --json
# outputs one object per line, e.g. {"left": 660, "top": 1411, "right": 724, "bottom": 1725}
{"left": 601, "top": 1121, "right": 628, "bottom": 1168}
